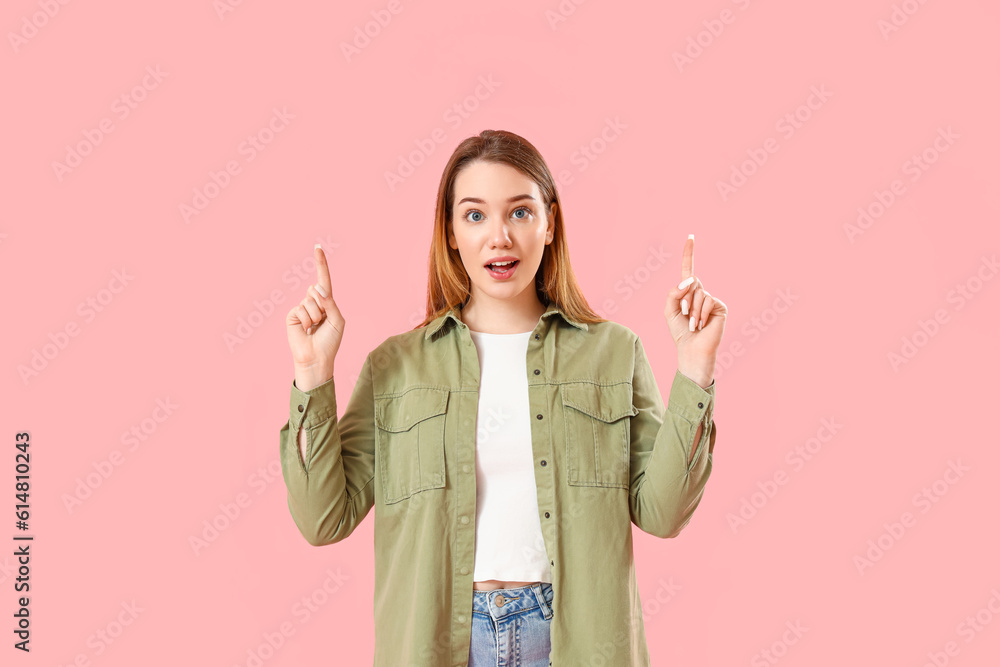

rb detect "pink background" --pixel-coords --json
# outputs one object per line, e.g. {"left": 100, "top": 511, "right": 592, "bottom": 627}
{"left": 3, "top": 0, "right": 999, "bottom": 665}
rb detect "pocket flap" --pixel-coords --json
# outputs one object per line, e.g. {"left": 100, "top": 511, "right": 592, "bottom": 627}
{"left": 560, "top": 382, "right": 637, "bottom": 422}
{"left": 375, "top": 388, "right": 449, "bottom": 432}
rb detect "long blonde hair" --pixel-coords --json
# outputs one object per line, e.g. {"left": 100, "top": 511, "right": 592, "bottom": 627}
{"left": 414, "top": 129, "right": 607, "bottom": 330}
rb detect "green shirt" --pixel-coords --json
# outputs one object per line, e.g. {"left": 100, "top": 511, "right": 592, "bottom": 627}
{"left": 279, "top": 301, "right": 717, "bottom": 666}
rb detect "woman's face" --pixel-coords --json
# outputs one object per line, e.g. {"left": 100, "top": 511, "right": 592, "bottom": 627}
{"left": 447, "top": 159, "right": 555, "bottom": 306}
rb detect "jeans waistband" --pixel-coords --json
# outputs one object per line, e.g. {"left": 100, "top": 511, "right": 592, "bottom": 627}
{"left": 472, "top": 582, "right": 554, "bottom": 620}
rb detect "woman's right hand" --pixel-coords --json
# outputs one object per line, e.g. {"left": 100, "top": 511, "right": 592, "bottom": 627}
{"left": 286, "top": 244, "right": 344, "bottom": 382}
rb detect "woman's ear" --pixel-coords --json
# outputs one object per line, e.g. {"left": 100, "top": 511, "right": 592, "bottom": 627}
{"left": 546, "top": 203, "right": 557, "bottom": 244}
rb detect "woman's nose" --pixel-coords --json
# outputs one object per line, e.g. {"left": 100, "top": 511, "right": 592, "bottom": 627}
{"left": 489, "top": 221, "right": 511, "bottom": 246}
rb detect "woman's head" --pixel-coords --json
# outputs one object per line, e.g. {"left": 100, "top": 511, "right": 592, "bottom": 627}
{"left": 417, "top": 129, "right": 606, "bottom": 329}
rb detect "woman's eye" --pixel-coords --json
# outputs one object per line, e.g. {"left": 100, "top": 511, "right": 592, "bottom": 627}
{"left": 464, "top": 207, "right": 530, "bottom": 222}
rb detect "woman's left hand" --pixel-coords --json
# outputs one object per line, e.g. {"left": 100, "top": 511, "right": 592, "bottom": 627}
{"left": 664, "top": 235, "right": 727, "bottom": 377}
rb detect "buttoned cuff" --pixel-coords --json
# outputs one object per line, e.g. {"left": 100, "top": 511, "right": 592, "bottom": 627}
{"left": 289, "top": 375, "right": 338, "bottom": 432}
{"left": 665, "top": 369, "right": 714, "bottom": 425}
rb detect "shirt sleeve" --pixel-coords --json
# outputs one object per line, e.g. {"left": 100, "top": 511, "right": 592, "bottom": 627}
{"left": 278, "top": 351, "right": 377, "bottom": 546}
{"left": 628, "top": 335, "right": 717, "bottom": 538}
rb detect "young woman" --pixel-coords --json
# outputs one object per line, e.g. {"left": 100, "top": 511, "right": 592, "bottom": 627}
{"left": 280, "top": 129, "right": 727, "bottom": 666}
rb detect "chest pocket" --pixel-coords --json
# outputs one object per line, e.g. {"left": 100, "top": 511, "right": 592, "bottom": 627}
{"left": 374, "top": 388, "right": 449, "bottom": 504}
{"left": 561, "top": 382, "right": 638, "bottom": 489}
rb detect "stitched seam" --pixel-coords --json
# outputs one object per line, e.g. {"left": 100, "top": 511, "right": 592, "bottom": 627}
{"left": 378, "top": 380, "right": 633, "bottom": 396}
{"left": 374, "top": 385, "right": 453, "bottom": 398}
{"left": 304, "top": 425, "right": 312, "bottom": 472}
{"left": 560, "top": 382, "right": 634, "bottom": 422}
{"left": 415, "top": 421, "right": 422, "bottom": 494}
{"left": 591, "top": 415, "right": 600, "bottom": 482}
{"left": 565, "top": 410, "right": 576, "bottom": 484}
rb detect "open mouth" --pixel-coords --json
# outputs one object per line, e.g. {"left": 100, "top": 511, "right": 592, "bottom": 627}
{"left": 484, "top": 260, "right": 519, "bottom": 277}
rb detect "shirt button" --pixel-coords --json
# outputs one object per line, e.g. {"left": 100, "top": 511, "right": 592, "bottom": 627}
{"left": 460, "top": 566, "right": 469, "bottom": 575}
{"left": 544, "top": 511, "right": 550, "bottom": 518}
{"left": 536, "top": 414, "right": 543, "bottom": 420}
{"left": 534, "top": 334, "right": 540, "bottom": 339}
{"left": 297, "top": 405, "right": 304, "bottom": 412}
{"left": 462, "top": 464, "right": 471, "bottom": 473}
{"left": 460, "top": 516, "right": 469, "bottom": 524}
{"left": 540, "top": 460, "right": 547, "bottom": 466}
{"left": 698, "top": 402, "right": 704, "bottom": 409}
{"left": 534, "top": 369, "right": 541, "bottom": 375}
{"left": 458, "top": 614, "right": 466, "bottom": 623}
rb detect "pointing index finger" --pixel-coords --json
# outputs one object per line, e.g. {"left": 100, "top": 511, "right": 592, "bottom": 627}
{"left": 681, "top": 234, "right": 694, "bottom": 280}
{"left": 315, "top": 243, "right": 332, "bottom": 297}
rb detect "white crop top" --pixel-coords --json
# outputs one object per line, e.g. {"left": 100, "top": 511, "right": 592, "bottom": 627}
{"left": 468, "top": 329, "right": 552, "bottom": 584}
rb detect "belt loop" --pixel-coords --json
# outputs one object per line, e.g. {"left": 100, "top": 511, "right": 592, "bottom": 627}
{"left": 531, "top": 583, "right": 553, "bottom": 620}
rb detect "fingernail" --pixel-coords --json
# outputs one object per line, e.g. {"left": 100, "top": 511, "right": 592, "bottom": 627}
{"left": 307, "top": 326, "right": 313, "bottom": 335}
{"left": 681, "top": 298, "right": 688, "bottom": 315}
{"left": 689, "top": 316, "right": 696, "bottom": 332}
{"left": 678, "top": 277, "right": 694, "bottom": 290}
{"left": 688, "top": 234, "right": 694, "bottom": 241}
{"left": 315, "top": 243, "right": 322, "bottom": 249}
{"left": 699, "top": 319, "right": 704, "bottom": 330}
{"left": 314, "top": 283, "right": 327, "bottom": 298}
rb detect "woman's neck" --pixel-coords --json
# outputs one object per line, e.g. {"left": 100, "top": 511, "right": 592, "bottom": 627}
{"left": 460, "top": 294, "right": 547, "bottom": 335}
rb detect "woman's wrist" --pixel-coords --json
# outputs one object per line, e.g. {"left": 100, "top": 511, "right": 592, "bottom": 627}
{"left": 294, "top": 363, "right": 334, "bottom": 393}
{"left": 676, "top": 355, "right": 715, "bottom": 389}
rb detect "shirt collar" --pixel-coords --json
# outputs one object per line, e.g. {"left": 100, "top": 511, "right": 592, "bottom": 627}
{"left": 424, "top": 301, "right": 589, "bottom": 340}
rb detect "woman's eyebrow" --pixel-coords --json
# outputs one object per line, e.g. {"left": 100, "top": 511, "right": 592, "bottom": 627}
{"left": 457, "top": 194, "right": 536, "bottom": 206}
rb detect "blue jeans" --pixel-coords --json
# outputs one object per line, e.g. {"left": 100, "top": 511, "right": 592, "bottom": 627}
{"left": 469, "top": 582, "right": 554, "bottom": 666}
